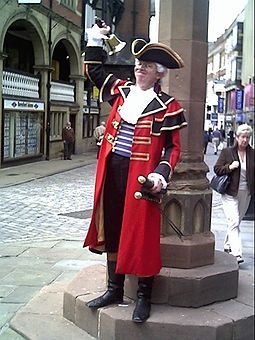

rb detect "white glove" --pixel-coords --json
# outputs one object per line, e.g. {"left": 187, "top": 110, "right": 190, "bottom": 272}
{"left": 147, "top": 173, "right": 167, "bottom": 193}
{"left": 86, "top": 24, "right": 110, "bottom": 47}
{"left": 229, "top": 161, "right": 239, "bottom": 170}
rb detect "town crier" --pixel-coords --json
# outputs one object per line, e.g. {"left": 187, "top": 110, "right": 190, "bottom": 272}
{"left": 83, "top": 21, "right": 187, "bottom": 323}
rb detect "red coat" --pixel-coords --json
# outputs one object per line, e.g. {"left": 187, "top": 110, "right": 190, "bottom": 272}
{"left": 83, "top": 47, "right": 187, "bottom": 276}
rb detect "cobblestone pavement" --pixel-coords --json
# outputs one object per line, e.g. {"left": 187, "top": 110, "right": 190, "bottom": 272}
{"left": 0, "top": 164, "right": 96, "bottom": 244}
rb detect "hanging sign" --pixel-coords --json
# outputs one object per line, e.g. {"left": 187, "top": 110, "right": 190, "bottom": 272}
{"left": 236, "top": 89, "right": 243, "bottom": 110}
{"left": 218, "top": 97, "right": 224, "bottom": 113}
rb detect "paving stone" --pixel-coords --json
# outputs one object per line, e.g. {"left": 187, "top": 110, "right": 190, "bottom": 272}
{"left": 0, "top": 303, "right": 23, "bottom": 328}
{"left": 0, "top": 268, "right": 62, "bottom": 287}
{"left": 10, "top": 281, "right": 96, "bottom": 340}
{"left": 53, "top": 259, "right": 105, "bottom": 271}
{"left": 0, "top": 268, "right": 15, "bottom": 280}
{"left": 0, "top": 286, "right": 16, "bottom": 298}
{"left": 0, "top": 246, "right": 29, "bottom": 258}
{"left": 19, "top": 247, "right": 84, "bottom": 261}
{"left": 0, "top": 327, "right": 26, "bottom": 339}
{"left": 1, "top": 286, "right": 39, "bottom": 304}
{"left": 10, "top": 314, "right": 95, "bottom": 340}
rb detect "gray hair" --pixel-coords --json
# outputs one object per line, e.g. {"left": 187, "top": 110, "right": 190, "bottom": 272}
{"left": 155, "top": 63, "right": 167, "bottom": 74}
{"left": 134, "top": 58, "right": 167, "bottom": 75}
{"left": 236, "top": 124, "right": 253, "bottom": 137}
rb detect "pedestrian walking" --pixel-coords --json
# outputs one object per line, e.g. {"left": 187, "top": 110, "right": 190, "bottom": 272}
{"left": 62, "top": 122, "right": 75, "bottom": 160}
{"left": 213, "top": 124, "right": 254, "bottom": 264}
{"left": 212, "top": 126, "right": 222, "bottom": 155}
{"left": 228, "top": 128, "right": 234, "bottom": 146}
{"left": 83, "top": 20, "right": 187, "bottom": 323}
{"left": 93, "top": 121, "right": 106, "bottom": 158}
{"left": 204, "top": 130, "right": 210, "bottom": 154}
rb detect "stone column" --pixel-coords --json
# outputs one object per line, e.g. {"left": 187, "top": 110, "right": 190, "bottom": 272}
{"left": 159, "top": 0, "right": 214, "bottom": 268}
{"left": 69, "top": 73, "right": 85, "bottom": 154}
{"left": 0, "top": 53, "right": 7, "bottom": 166}
{"left": 33, "top": 65, "right": 52, "bottom": 159}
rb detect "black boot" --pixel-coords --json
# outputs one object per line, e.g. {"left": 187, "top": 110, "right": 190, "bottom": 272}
{"left": 86, "top": 261, "right": 125, "bottom": 309}
{"left": 132, "top": 276, "right": 154, "bottom": 323}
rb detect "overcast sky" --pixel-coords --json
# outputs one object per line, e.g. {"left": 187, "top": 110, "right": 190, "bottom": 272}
{"left": 208, "top": 0, "right": 248, "bottom": 42}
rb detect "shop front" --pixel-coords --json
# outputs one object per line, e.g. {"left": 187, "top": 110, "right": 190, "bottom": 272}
{"left": 2, "top": 99, "right": 44, "bottom": 165}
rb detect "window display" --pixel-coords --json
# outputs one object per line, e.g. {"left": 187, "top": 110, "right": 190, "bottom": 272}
{"left": 4, "top": 111, "right": 42, "bottom": 160}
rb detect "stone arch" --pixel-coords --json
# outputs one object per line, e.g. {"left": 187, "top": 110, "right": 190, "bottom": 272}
{"left": 52, "top": 33, "right": 81, "bottom": 75}
{"left": 162, "top": 198, "right": 182, "bottom": 236}
{"left": 192, "top": 199, "right": 206, "bottom": 233}
{"left": 1, "top": 12, "right": 47, "bottom": 67}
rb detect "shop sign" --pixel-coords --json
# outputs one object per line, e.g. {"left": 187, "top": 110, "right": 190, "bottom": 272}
{"left": 226, "top": 114, "right": 233, "bottom": 122}
{"left": 4, "top": 99, "right": 44, "bottom": 111}
{"left": 17, "top": 1, "right": 42, "bottom": 4}
{"left": 244, "top": 84, "right": 254, "bottom": 108}
{"left": 236, "top": 112, "right": 244, "bottom": 123}
{"left": 218, "top": 97, "right": 224, "bottom": 113}
{"left": 211, "top": 112, "right": 218, "bottom": 121}
{"left": 236, "top": 89, "right": 243, "bottom": 110}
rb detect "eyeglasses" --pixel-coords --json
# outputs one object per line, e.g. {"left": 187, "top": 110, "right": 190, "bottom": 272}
{"left": 135, "top": 61, "right": 156, "bottom": 69}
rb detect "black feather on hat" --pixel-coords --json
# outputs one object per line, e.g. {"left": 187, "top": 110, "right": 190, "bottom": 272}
{"left": 131, "top": 39, "right": 184, "bottom": 69}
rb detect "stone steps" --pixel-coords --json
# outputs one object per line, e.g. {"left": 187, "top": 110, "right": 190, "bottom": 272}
{"left": 63, "top": 253, "right": 254, "bottom": 340}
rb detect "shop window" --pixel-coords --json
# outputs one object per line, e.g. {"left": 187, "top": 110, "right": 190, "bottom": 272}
{"left": 50, "top": 111, "right": 66, "bottom": 140}
{"left": 60, "top": 0, "right": 77, "bottom": 10}
{"left": 4, "top": 111, "right": 43, "bottom": 160}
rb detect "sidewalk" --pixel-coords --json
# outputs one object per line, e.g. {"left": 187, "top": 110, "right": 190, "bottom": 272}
{"left": 0, "top": 150, "right": 253, "bottom": 339}
{"left": 0, "top": 151, "right": 97, "bottom": 188}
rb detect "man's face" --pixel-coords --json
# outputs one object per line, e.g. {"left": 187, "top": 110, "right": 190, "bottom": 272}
{"left": 134, "top": 60, "right": 161, "bottom": 90}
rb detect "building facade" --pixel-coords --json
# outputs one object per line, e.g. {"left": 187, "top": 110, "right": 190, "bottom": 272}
{"left": 0, "top": 0, "right": 153, "bottom": 167}
{"left": 0, "top": 0, "right": 90, "bottom": 167}
{"left": 205, "top": 0, "right": 254, "bottom": 145}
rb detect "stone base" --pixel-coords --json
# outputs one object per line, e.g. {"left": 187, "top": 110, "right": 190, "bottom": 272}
{"left": 160, "top": 232, "right": 215, "bottom": 268}
{"left": 63, "top": 251, "right": 253, "bottom": 340}
{"left": 125, "top": 250, "right": 238, "bottom": 307}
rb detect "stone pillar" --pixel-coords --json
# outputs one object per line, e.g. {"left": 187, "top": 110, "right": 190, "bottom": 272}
{"left": 159, "top": 0, "right": 214, "bottom": 268}
{"left": 33, "top": 65, "right": 52, "bottom": 159}
{"left": 69, "top": 73, "right": 85, "bottom": 154}
{"left": 0, "top": 52, "right": 6, "bottom": 166}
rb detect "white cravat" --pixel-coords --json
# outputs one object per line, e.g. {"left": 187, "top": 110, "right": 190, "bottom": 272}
{"left": 119, "top": 86, "right": 157, "bottom": 124}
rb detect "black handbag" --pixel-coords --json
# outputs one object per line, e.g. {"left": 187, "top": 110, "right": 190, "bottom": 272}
{"left": 210, "top": 174, "right": 230, "bottom": 194}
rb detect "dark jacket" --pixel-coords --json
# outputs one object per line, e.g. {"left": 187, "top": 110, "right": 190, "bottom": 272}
{"left": 214, "top": 145, "right": 254, "bottom": 197}
{"left": 62, "top": 127, "right": 75, "bottom": 143}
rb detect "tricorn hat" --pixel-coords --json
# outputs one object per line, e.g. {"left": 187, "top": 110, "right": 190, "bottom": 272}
{"left": 131, "top": 39, "right": 184, "bottom": 69}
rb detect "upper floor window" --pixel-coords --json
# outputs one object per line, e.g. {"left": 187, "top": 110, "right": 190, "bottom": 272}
{"left": 60, "top": 0, "right": 77, "bottom": 11}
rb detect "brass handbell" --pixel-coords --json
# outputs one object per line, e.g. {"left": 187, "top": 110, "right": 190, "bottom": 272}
{"left": 104, "top": 34, "right": 126, "bottom": 55}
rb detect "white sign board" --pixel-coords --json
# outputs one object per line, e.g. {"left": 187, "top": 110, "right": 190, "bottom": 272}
{"left": 17, "top": 1, "right": 42, "bottom": 4}
{"left": 4, "top": 99, "right": 44, "bottom": 111}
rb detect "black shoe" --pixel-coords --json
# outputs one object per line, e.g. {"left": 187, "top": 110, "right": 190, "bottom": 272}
{"left": 86, "top": 261, "right": 125, "bottom": 309}
{"left": 224, "top": 248, "right": 232, "bottom": 253}
{"left": 67, "top": 157, "right": 72, "bottom": 160}
{"left": 132, "top": 297, "right": 151, "bottom": 323}
{"left": 236, "top": 256, "right": 244, "bottom": 264}
{"left": 132, "top": 276, "right": 154, "bottom": 323}
{"left": 86, "top": 290, "right": 123, "bottom": 308}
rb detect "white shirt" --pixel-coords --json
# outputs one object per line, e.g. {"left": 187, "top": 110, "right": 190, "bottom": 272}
{"left": 119, "top": 86, "right": 157, "bottom": 124}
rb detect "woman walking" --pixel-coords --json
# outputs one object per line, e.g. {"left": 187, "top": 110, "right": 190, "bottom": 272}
{"left": 214, "top": 124, "right": 254, "bottom": 264}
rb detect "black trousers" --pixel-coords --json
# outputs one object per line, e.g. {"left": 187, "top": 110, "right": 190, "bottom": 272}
{"left": 103, "top": 153, "right": 130, "bottom": 252}
{"left": 63, "top": 141, "right": 73, "bottom": 159}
